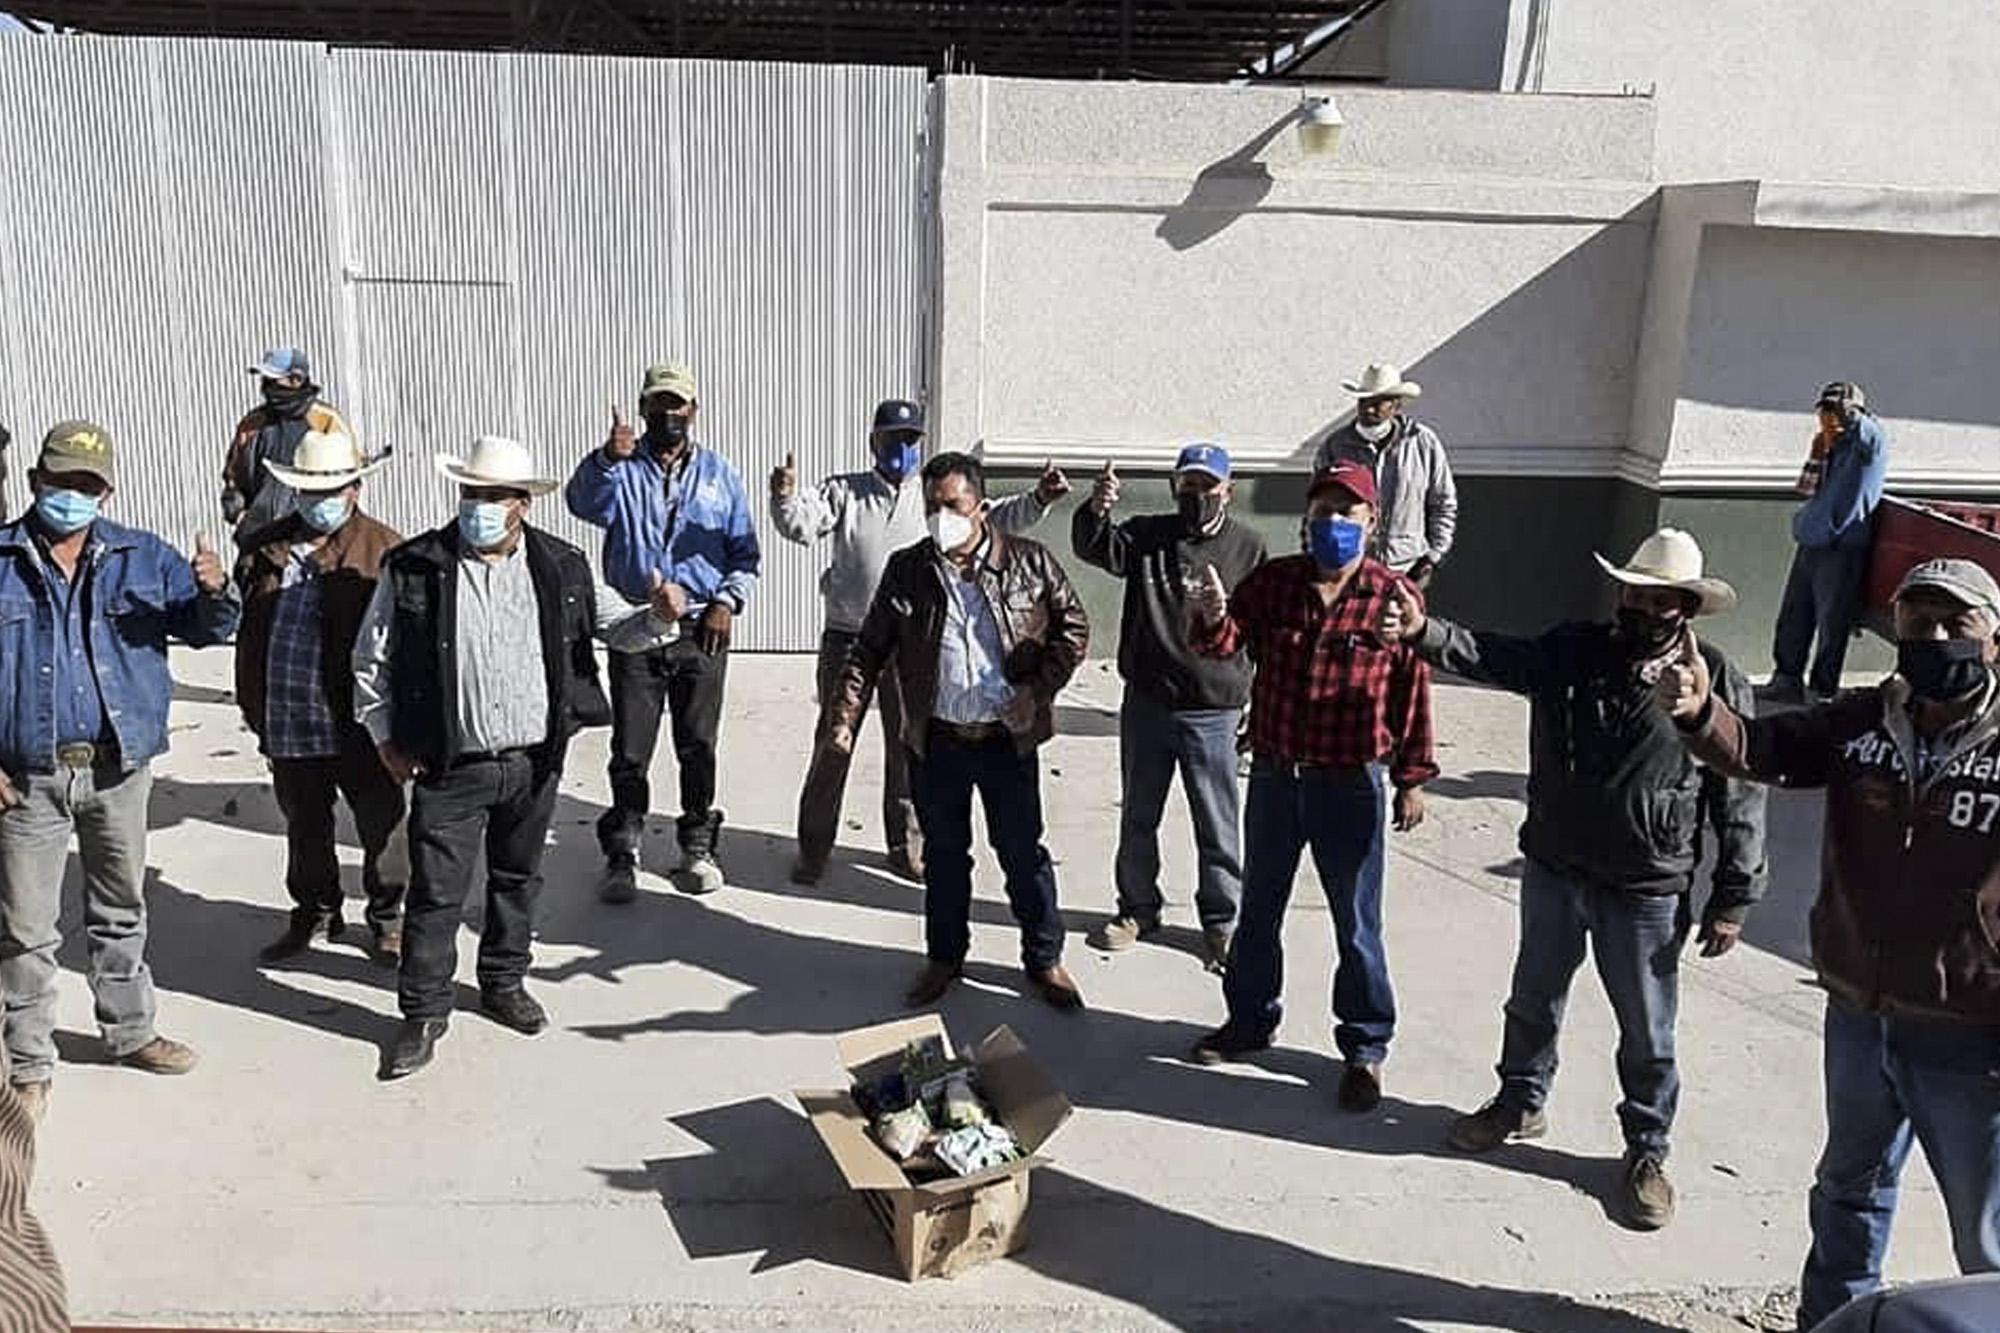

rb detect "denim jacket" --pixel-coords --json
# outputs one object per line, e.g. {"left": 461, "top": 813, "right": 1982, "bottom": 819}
{"left": 564, "top": 437, "right": 760, "bottom": 614}
{"left": 0, "top": 516, "right": 241, "bottom": 777}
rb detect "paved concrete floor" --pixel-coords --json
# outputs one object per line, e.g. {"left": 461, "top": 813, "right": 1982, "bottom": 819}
{"left": 26, "top": 650, "right": 1961, "bottom": 1331}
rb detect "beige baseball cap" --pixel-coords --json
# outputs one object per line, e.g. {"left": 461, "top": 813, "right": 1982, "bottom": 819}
{"left": 641, "top": 362, "right": 698, "bottom": 404}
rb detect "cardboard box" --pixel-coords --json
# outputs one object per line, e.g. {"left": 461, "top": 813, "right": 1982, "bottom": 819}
{"left": 797, "top": 1014, "right": 1072, "bottom": 1281}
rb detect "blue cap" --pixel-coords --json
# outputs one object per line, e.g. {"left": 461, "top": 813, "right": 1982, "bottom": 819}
{"left": 248, "top": 346, "right": 311, "bottom": 380}
{"left": 1174, "top": 442, "right": 1230, "bottom": 480}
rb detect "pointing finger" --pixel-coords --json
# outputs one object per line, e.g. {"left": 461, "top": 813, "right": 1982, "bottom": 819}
{"left": 784, "top": 452, "right": 796, "bottom": 470}
{"left": 194, "top": 532, "right": 214, "bottom": 556}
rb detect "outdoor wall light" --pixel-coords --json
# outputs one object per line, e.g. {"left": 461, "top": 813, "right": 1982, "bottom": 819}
{"left": 1298, "top": 92, "right": 1344, "bottom": 155}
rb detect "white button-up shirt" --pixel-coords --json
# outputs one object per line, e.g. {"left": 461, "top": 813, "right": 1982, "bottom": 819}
{"left": 932, "top": 548, "right": 1016, "bottom": 725}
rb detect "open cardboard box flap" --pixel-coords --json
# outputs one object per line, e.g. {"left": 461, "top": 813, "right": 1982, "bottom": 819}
{"left": 837, "top": 1014, "right": 953, "bottom": 1088}
{"left": 797, "top": 1089, "right": 912, "bottom": 1192}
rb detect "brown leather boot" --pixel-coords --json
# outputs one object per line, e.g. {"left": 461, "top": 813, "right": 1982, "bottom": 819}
{"left": 1031, "top": 965, "right": 1085, "bottom": 1012}
{"left": 120, "top": 1036, "right": 198, "bottom": 1076}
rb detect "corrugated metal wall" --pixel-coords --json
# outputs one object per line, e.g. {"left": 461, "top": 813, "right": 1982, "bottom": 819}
{"left": 0, "top": 37, "right": 930, "bottom": 650}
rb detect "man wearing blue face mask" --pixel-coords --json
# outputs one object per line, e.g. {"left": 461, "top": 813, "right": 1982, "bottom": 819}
{"left": 0, "top": 421, "right": 240, "bottom": 1123}
{"left": 231, "top": 430, "right": 408, "bottom": 964}
{"left": 771, "top": 399, "right": 1059, "bottom": 886}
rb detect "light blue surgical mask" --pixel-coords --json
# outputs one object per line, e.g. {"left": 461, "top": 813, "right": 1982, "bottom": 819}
{"left": 301, "top": 493, "right": 352, "bottom": 534}
{"left": 458, "top": 499, "right": 512, "bottom": 550}
{"left": 1304, "top": 515, "right": 1366, "bottom": 571}
{"left": 34, "top": 486, "right": 99, "bottom": 535}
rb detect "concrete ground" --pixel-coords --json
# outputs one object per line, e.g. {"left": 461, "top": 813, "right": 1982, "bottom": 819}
{"left": 27, "top": 650, "right": 1962, "bottom": 1331}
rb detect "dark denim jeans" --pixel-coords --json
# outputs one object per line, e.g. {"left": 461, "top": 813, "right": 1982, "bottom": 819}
{"left": 1494, "top": 859, "right": 1690, "bottom": 1154}
{"left": 598, "top": 638, "right": 728, "bottom": 860}
{"left": 1222, "top": 759, "right": 1394, "bottom": 1064}
{"left": 1773, "top": 543, "right": 1869, "bottom": 696}
{"left": 1114, "top": 689, "right": 1243, "bottom": 933}
{"left": 909, "top": 731, "right": 1065, "bottom": 973}
{"left": 1797, "top": 998, "right": 2000, "bottom": 1330}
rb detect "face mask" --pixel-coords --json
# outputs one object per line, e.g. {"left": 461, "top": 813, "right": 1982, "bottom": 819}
{"left": 927, "top": 507, "right": 975, "bottom": 554}
{"left": 874, "top": 441, "right": 921, "bottom": 483}
{"left": 646, "top": 412, "right": 691, "bottom": 452}
{"left": 34, "top": 486, "right": 99, "bottom": 535}
{"left": 262, "top": 379, "right": 315, "bottom": 416}
{"left": 1897, "top": 637, "right": 1991, "bottom": 702}
{"left": 1304, "top": 515, "right": 1366, "bottom": 571}
{"left": 1617, "top": 606, "right": 1685, "bottom": 657}
{"left": 1354, "top": 417, "right": 1394, "bottom": 443}
{"left": 301, "top": 493, "right": 352, "bottom": 534}
{"left": 458, "top": 499, "right": 512, "bottom": 551}
{"left": 1177, "top": 490, "right": 1225, "bottom": 534}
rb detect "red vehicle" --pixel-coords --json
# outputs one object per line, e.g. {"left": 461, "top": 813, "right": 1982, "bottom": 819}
{"left": 1863, "top": 496, "right": 2000, "bottom": 634}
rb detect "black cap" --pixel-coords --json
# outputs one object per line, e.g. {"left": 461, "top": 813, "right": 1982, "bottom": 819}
{"left": 871, "top": 399, "right": 924, "bottom": 435}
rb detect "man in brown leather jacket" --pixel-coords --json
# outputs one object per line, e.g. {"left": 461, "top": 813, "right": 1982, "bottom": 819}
{"left": 1659, "top": 557, "right": 2000, "bottom": 1330}
{"left": 827, "top": 452, "right": 1090, "bottom": 1011}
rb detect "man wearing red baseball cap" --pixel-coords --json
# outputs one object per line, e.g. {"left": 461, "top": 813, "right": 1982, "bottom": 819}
{"left": 1185, "top": 459, "right": 1436, "bottom": 1112}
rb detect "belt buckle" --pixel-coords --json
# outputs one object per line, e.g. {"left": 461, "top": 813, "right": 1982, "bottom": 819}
{"left": 56, "top": 743, "right": 97, "bottom": 768}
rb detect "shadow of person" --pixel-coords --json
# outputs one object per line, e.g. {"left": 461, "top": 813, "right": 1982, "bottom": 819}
{"left": 592, "top": 1095, "right": 1687, "bottom": 1332}
{"left": 1428, "top": 768, "right": 1529, "bottom": 804}
{"left": 1154, "top": 111, "right": 1295, "bottom": 252}
{"left": 1053, "top": 702, "right": 1121, "bottom": 739}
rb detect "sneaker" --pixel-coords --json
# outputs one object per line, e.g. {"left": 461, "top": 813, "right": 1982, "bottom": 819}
{"left": 12, "top": 1081, "right": 49, "bottom": 1125}
{"left": 599, "top": 857, "right": 639, "bottom": 905}
{"left": 1202, "top": 927, "right": 1234, "bottom": 975}
{"left": 674, "top": 812, "right": 726, "bottom": 896}
{"left": 120, "top": 1036, "right": 199, "bottom": 1076}
{"left": 1190, "top": 1026, "right": 1270, "bottom": 1066}
{"left": 676, "top": 852, "right": 725, "bottom": 896}
{"left": 1091, "top": 914, "right": 1158, "bottom": 952}
{"left": 1447, "top": 1099, "right": 1549, "bottom": 1153}
{"left": 1623, "top": 1150, "right": 1676, "bottom": 1230}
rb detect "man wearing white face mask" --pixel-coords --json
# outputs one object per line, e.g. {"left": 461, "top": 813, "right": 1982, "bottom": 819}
{"left": 1313, "top": 363, "right": 1458, "bottom": 588}
{"left": 231, "top": 430, "right": 408, "bottom": 964}
{"left": 352, "top": 436, "right": 677, "bottom": 1080}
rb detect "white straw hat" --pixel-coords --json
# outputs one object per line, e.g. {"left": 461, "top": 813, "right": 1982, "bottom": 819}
{"left": 433, "top": 435, "right": 558, "bottom": 496}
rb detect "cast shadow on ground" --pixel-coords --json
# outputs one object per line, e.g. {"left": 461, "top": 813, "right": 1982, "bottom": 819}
{"left": 1427, "top": 768, "right": 1528, "bottom": 804}
{"left": 593, "top": 1095, "right": 1683, "bottom": 1333}
{"left": 1052, "top": 702, "right": 1121, "bottom": 739}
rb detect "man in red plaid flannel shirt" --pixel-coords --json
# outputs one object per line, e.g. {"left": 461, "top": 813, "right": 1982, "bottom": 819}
{"left": 1184, "top": 459, "right": 1436, "bottom": 1112}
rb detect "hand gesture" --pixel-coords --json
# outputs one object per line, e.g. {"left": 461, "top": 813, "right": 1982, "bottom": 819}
{"left": 606, "top": 404, "right": 637, "bottom": 460}
{"left": 1393, "top": 785, "right": 1427, "bottom": 832}
{"left": 1379, "top": 578, "right": 1425, "bottom": 643}
{"left": 697, "top": 602, "right": 733, "bottom": 656}
{"left": 0, "top": 769, "right": 23, "bottom": 814}
{"left": 376, "top": 740, "right": 423, "bottom": 784}
{"left": 647, "top": 570, "right": 689, "bottom": 621}
{"left": 1090, "top": 460, "right": 1120, "bottom": 517}
{"left": 1035, "top": 458, "right": 1072, "bottom": 504}
{"left": 191, "top": 533, "right": 226, "bottom": 594}
{"left": 771, "top": 451, "right": 798, "bottom": 500}
{"left": 1654, "top": 624, "right": 1712, "bottom": 722}
{"left": 1697, "top": 919, "right": 1741, "bottom": 958}
{"left": 1188, "top": 563, "right": 1228, "bottom": 627}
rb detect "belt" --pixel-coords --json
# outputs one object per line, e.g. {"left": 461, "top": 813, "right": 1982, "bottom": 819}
{"left": 1252, "top": 753, "right": 1371, "bottom": 780}
{"left": 929, "top": 719, "right": 1010, "bottom": 745}
{"left": 55, "top": 742, "right": 110, "bottom": 769}
{"left": 449, "top": 747, "right": 533, "bottom": 769}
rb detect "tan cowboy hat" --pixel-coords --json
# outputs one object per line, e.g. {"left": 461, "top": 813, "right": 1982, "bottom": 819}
{"left": 1593, "top": 528, "right": 1739, "bottom": 616}
{"left": 1342, "top": 362, "right": 1422, "bottom": 400}
{"left": 432, "top": 435, "right": 558, "bottom": 496}
{"left": 263, "top": 429, "right": 387, "bottom": 492}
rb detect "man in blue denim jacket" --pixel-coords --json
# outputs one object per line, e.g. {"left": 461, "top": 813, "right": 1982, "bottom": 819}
{"left": 566, "top": 362, "right": 760, "bottom": 897}
{"left": 0, "top": 422, "right": 239, "bottom": 1122}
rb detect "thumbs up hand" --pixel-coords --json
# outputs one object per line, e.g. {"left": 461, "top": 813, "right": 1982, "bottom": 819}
{"left": 1188, "top": 562, "right": 1228, "bottom": 627}
{"left": 1655, "top": 623, "right": 1713, "bottom": 722}
{"left": 1035, "top": 458, "right": 1072, "bottom": 504}
{"left": 1090, "top": 460, "right": 1120, "bottom": 516}
{"left": 606, "top": 403, "right": 637, "bottom": 460}
{"left": 1379, "top": 578, "right": 1425, "bottom": 643}
{"left": 771, "top": 451, "right": 798, "bottom": 500}
{"left": 191, "top": 532, "right": 227, "bottom": 594}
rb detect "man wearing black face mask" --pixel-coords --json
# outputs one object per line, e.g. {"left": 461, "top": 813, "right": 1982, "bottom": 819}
{"left": 1382, "top": 527, "right": 1768, "bottom": 1232}
{"left": 222, "top": 346, "right": 353, "bottom": 545}
{"left": 1661, "top": 557, "right": 2000, "bottom": 1329}
{"left": 1072, "top": 444, "right": 1266, "bottom": 970}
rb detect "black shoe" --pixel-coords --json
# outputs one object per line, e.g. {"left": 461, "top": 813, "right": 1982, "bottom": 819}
{"left": 480, "top": 986, "right": 548, "bottom": 1035}
{"left": 380, "top": 1019, "right": 448, "bottom": 1080}
{"left": 600, "top": 857, "right": 638, "bottom": 905}
{"left": 1338, "top": 1061, "right": 1384, "bottom": 1113}
{"left": 260, "top": 910, "right": 340, "bottom": 963}
{"left": 1190, "top": 1026, "right": 1271, "bottom": 1066}
{"left": 904, "top": 961, "right": 962, "bottom": 1008}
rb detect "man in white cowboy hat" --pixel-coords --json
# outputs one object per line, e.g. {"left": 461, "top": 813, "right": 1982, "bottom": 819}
{"left": 222, "top": 345, "right": 353, "bottom": 544}
{"left": 231, "top": 429, "right": 409, "bottom": 964}
{"left": 1314, "top": 363, "right": 1458, "bottom": 587}
{"left": 1380, "top": 526, "right": 1768, "bottom": 1231}
{"left": 353, "top": 436, "right": 679, "bottom": 1080}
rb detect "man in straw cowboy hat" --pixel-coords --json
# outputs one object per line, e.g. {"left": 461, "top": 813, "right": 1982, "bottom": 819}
{"left": 231, "top": 429, "right": 408, "bottom": 964}
{"left": 0, "top": 421, "right": 240, "bottom": 1122}
{"left": 1380, "top": 527, "right": 1768, "bottom": 1230}
{"left": 354, "top": 435, "right": 680, "bottom": 1080}
{"left": 1314, "top": 362, "right": 1459, "bottom": 589}
{"left": 1660, "top": 557, "right": 2000, "bottom": 1327}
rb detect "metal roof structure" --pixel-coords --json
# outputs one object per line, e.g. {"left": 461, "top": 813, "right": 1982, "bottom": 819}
{"left": 10, "top": 2, "right": 1371, "bottom": 81}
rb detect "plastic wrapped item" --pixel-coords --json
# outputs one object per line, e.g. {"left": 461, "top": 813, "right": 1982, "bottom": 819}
{"left": 941, "top": 1071, "right": 990, "bottom": 1129}
{"left": 874, "top": 1101, "right": 932, "bottom": 1161}
{"left": 934, "top": 1123, "right": 1022, "bottom": 1177}
{"left": 900, "top": 1036, "right": 953, "bottom": 1088}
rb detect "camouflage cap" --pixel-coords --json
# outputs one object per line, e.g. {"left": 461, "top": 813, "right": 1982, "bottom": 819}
{"left": 640, "top": 362, "right": 699, "bottom": 404}
{"left": 37, "top": 419, "right": 115, "bottom": 486}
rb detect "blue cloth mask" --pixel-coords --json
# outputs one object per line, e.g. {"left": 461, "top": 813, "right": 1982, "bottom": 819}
{"left": 300, "top": 494, "right": 352, "bottom": 534}
{"left": 34, "top": 486, "right": 99, "bottom": 535}
{"left": 1305, "top": 515, "right": 1366, "bottom": 570}
{"left": 458, "top": 499, "right": 512, "bottom": 550}
{"left": 874, "top": 441, "right": 921, "bottom": 483}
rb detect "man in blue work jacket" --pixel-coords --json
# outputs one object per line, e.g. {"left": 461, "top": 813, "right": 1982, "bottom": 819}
{"left": 0, "top": 421, "right": 240, "bottom": 1123}
{"left": 567, "top": 362, "right": 760, "bottom": 898}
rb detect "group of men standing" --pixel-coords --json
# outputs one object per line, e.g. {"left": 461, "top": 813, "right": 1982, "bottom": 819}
{"left": 0, "top": 347, "right": 1990, "bottom": 1331}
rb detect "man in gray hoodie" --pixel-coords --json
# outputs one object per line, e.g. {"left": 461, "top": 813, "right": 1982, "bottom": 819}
{"left": 771, "top": 400, "right": 1065, "bottom": 884}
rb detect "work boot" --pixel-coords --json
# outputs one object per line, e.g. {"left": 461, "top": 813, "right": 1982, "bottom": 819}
{"left": 1623, "top": 1150, "right": 1676, "bottom": 1230}
{"left": 1338, "top": 1061, "right": 1384, "bottom": 1113}
{"left": 479, "top": 985, "right": 549, "bottom": 1036}
{"left": 789, "top": 852, "right": 828, "bottom": 886}
{"left": 1202, "top": 927, "right": 1234, "bottom": 975}
{"left": 381, "top": 1019, "right": 448, "bottom": 1080}
{"left": 371, "top": 919, "right": 404, "bottom": 965}
{"left": 12, "top": 1082, "right": 49, "bottom": 1126}
{"left": 1090, "top": 914, "right": 1158, "bottom": 953}
{"left": 885, "top": 844, "right": 925, "bottom": 884}
{"left": 674, "top": 811, "right": 725, "bottom": 896}
{"left": 120, "top": 1036, "right": 199, "bottom": 1076}
{"left": 599, "top": 855, "right": 639, "bottom": 905}
{"left": 259, "top": 908, "right": 341, "bottom": 963}
{"left": 1756, "top": 674, "right": 1805, "bottom": 707}
{"left": 904, "top": 961, "right": 962, "bottom": 1008}
{"left": 1190, "top": 1026, "right": 1270, "bottom": 1067}
{"left": 1448, "top": 1099, "right": 1549, "bottom": 1153}
{"left": 1031, "top": 964, "right": 1086, "bottom": 1012}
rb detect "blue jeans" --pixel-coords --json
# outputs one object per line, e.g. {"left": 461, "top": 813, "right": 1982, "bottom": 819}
{"left": 1797, "top": 998, "right": 2000, "bottom": 1329}
{"left": 1114, "top": 690, "right": 1243, "bottom": 932}
{"left": 1222, "top": 760, "right": 1394, "bottom": 1064}
{"left": 910, "top": 731, "right": 1065, "bottom": 973}
{"left": 1495, "top": 860, "right": 1689, "bottom": 1154}
{"left": 1773, "top": 543, "right": 1869, "bottom": 695}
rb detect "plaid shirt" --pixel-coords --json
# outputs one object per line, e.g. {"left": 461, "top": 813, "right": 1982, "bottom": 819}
{"left": 1195, "top": 554, "right": 1437, "bottom": 787}
{"left": 264, "top": 545, "right": 339, "bottom": 759}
